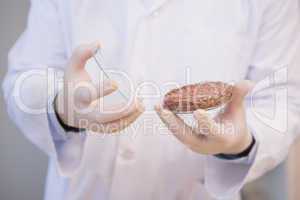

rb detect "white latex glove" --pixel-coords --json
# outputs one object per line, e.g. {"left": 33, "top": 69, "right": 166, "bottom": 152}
{"left": 55, "top": 42, "right": 144, "bottom": 133}
{"left": 155, "top": 81, "right": 254, "bottom": 155}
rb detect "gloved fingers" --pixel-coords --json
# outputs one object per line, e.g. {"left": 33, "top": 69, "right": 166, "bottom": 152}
{"left": 154, "top": 105, "right": 206, "bottom": 151}
{"left": 84, "top": 97, "right": 144, "bottom": 124}
{"left": 69, "top": 42, "right": 100, "bottom": 70}
{"left": 86, "top": 107, "right": 145, "bottom": 133}
{"left": 73, "top": 79, "right": 118, "bottom": 105}
{"left": 193, "top": 109, "right": 220, "bottom": 137}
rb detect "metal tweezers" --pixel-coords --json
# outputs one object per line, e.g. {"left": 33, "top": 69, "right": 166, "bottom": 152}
{"left": 92, "top": 47, "right": 128, "bottom": 101}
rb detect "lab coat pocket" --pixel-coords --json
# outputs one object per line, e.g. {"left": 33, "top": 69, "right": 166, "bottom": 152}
{"left": 66, "top": 171, "right": 110, "bottom": 200}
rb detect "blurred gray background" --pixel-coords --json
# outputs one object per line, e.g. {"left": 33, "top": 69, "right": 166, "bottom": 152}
{"left": 0, "top": 1, "right": 48, "bottom": 200}
{"left": 0, "top": 1, "right": 288, "bottom": 200}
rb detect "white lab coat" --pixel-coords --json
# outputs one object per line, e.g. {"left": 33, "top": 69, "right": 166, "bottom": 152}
{"left": 2, "top": 0, "right": 300, "bottom": 199}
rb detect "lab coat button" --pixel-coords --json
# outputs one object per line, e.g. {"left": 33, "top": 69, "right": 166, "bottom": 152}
{"left": 120, "top": 148, "right": 135, "bottom": 160}
{"left": 200, "top": 178, "right": 205, "bottom": 184}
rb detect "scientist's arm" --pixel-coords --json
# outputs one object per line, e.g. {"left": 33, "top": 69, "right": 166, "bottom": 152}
{"left": 2, "top": 0, "right": 67, "bottom": 157}
{"left": 156, "top": 0, "right": 300, "bottom": 198}
{"left": 2, "top": 0, "right": 143, "bottom": 176}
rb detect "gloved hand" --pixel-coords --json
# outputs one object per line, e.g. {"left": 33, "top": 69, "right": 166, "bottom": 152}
{"left": 155, "top": 81, "right": 254, "bottom": 155}
{"left": 55, "top": 42, "right": 144, "bottom": 133}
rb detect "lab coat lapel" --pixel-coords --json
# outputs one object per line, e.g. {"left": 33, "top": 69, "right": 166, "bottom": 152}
{"left": 140, "top": 0, "right": 172, "bottom": 14}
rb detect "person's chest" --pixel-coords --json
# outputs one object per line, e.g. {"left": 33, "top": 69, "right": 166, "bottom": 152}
{"left": 59, "top": 0, "right": 259, "bottom": 85}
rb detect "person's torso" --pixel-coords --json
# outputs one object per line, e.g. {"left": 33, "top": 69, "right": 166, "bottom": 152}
{"left": 45, "top": 0, "right": 262, "bottom": 199}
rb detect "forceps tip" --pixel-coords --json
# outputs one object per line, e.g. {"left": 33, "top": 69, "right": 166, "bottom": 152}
{"left": 93, "top": 46, "right": 100, "bottom": 55}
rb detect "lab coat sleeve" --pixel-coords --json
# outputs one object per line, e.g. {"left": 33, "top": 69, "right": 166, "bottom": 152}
{"left": 204, "top": 0, "right": 300, "bottom": 198}
{"left": 2, "top": 0, "right": 86, "bottom": 176}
